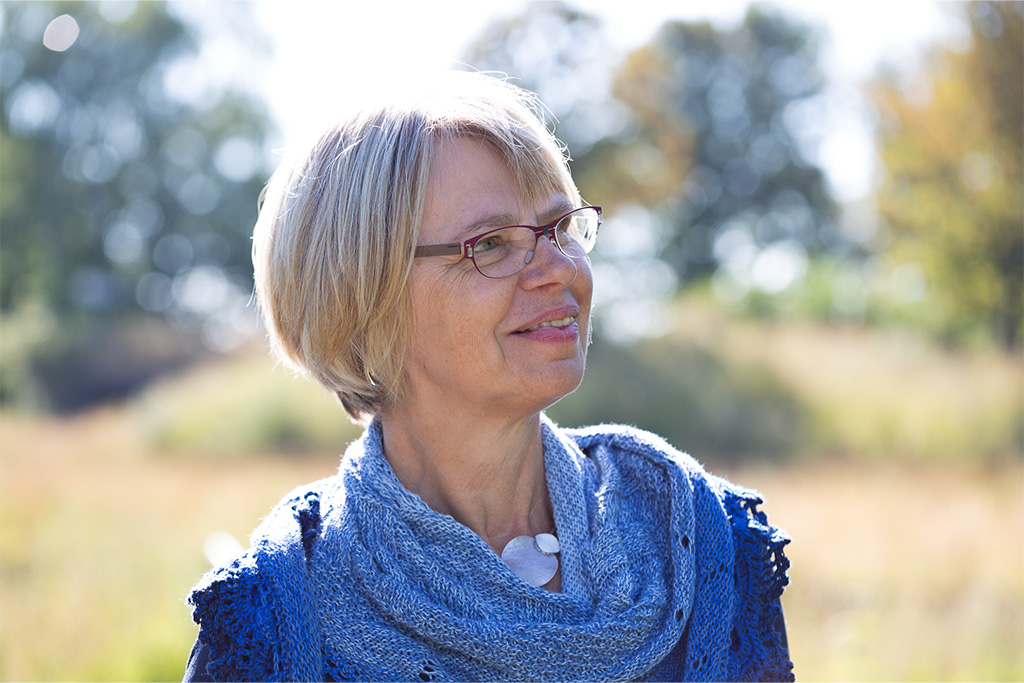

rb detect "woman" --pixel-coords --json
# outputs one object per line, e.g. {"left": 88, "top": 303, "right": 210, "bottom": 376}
{"left": 185, "top": 73, "right": 793, "bottom": 682}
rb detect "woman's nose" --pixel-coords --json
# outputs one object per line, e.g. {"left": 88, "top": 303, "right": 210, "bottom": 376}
{"left": 520, "top": 233, "right": 577, "bottom": 287}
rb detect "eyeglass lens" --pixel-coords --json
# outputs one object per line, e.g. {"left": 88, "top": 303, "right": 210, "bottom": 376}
{"left": 474, "top": 207, "right": 600, "bottom": 278}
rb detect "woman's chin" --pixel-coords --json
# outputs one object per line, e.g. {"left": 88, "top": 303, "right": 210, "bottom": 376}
{"left": 523, "top": 361, "right": 587, "bottom": 413}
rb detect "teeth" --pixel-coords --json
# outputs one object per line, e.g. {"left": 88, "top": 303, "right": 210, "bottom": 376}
{"left": 527, "top": 316, "right": 576, "bottom": 331}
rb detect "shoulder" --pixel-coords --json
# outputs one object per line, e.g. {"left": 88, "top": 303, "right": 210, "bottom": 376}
{"left": 561, "top": 421, "right": 794, "bottom": 679}
{"left": 251, "top": 476, "right": 335, "bottom": 560}
{"left": 723, "top": 479, "right": 794, "bottom": 681}
{"left": 566, "top": 423, "right": 791, "bottom": 569}
{"left": 561, "top": 421, "right": 778, "bottom": 514}
{"left": 187, "top": 478, "right": 335, "bottom": 680}
{"left": 187, "top": 551, "right": 274, "bottom": 681}
{"left": 562, "top": 421, "right": 705, "bottom": 473}
{"left": 559, "top": 421, "right": 785, "bottom": 556}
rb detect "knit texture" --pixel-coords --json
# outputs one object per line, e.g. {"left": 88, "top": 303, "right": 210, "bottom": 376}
{"left": 189, "top": 417, "right": 793, "bottom": 682}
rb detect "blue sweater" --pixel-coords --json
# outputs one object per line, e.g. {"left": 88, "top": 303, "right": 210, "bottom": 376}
{"left": 187, "top": 419, "right": 793, "bottom": 681}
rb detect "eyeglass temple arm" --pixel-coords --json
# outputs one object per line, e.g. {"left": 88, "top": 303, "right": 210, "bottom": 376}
{"left": 414, "top": 243, "right": 464, "bottom": 257}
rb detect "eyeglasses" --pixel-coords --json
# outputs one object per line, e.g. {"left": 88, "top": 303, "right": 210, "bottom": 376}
{"left": 414, "top": 206, "right": 602, "bottom": 279}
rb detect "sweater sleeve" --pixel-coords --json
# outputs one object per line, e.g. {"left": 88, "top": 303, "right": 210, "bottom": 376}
{"left": 186, "top": 488, "right": 327, "bottom": 681}
{"left": 188, "top": 553, "right": 288, "bottom": 681}
{"left": 183, "top": 636, "right": 214, "bottom": 682}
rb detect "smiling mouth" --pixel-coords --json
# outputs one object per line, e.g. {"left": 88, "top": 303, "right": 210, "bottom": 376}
{"left": 518, "top": 315, "right": 577, "bottom": 333}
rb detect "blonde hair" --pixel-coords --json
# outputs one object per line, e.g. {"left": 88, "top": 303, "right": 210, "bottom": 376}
{"left": 252, "top": 73, "right": 582, "bottom": 422}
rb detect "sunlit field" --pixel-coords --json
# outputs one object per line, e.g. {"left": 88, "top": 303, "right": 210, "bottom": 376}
{"left": 1, "top": 311, "right": 1022, "bottom": 681}
{"left": 1, "top": 410, "right": 1020, "bottom": 681}
{"left": 0, "top": 409, "right": 340, "bottom": 681}
{"left": 741, "top": 461, "right": 1024, "bottom": 681}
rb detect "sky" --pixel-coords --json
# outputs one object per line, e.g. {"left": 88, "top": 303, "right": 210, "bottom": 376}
{"left": 246, "top": 0, "right": 964, "bottom": 202}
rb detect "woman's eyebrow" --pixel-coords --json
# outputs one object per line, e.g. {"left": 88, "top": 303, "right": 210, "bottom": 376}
{"left": 542, "top": 199, "right": 575, "bottom": 222}
{"left": 454, "top": 213, "right": 519, "bottom": 240}
{"left": 454, "top": 198, "right": 574, "bottom": 241}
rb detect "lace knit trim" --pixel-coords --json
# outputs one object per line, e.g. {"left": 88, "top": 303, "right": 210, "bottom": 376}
{"left": 724, "top": 488, "right": 794, "bottom": 682}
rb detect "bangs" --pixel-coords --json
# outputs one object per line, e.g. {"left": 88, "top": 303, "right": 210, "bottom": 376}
{"left": 422, "top": 74, "right": 582, "bottom": 210}
{"left": 426, "top": 125, "right": 580, "bottom": 213}
{"left": 506, "top": 140, "right": 579, "bottom": 209}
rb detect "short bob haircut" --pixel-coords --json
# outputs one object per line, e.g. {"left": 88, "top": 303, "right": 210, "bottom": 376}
{"left": 252, "top": 72, "right": 583, "bottom": 423}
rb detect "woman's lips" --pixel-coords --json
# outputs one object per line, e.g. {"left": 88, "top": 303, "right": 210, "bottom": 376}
{"left": 513, "top": 306, "right": 581, "bottom": 334}
{"left": 512, "top": 316, "right": 581, "bottom": 343}
{"left": 521, "top": 315, "right": 577, "bottom": 332}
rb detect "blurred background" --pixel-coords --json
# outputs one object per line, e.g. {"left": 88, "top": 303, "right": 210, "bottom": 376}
{"left": 0, "top": 0, "right": 1021, "bottom": 680}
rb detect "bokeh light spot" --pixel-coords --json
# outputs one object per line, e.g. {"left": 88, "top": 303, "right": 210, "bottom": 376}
{"left": 43, "top": 14, "right": 79, "bottom": 52}
{"left": 214, "top": 135, "right": 261, "bottom": 182}
{"left": 6, "top": 80, "right": 61, "bottom": 134}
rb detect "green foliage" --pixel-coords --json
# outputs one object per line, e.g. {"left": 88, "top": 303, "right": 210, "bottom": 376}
{"left": 0, "top": 301, "right": 56, "bottom": 409}
{"left": 459, "top": 1, "right": 614, "bottom": 156}
{"left": 599, "top": 7, "right": 843, "bottom": 282}
{"left": 465, "top": 4, "right": 843, "bottom": 290}
{"left": 128, "top": 302, "right": 1022, "bottom": 465}
{"left": 555, "top": 295, "right": 1022, "bottom": 464}
{"left": 0, "top": 1, "right": 273, "bottom": 409}
{"left": 709, "top": 254, "right": 954, "bottom": 340}
{"left": 549, "top": 335, "right": 804, "bottom": 463}
{"left": 136, "top": 349, "right": 363, "bottom": 457}
{"left": 872, "top": 2, "right": 1024, "bottom": 348}
{"left": 464, "top": 2, "right": 1021, "bottom": 353}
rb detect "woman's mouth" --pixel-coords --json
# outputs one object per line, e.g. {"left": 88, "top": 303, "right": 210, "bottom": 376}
{"left": 522, "top": 315, "right": 577, "bottom": 332}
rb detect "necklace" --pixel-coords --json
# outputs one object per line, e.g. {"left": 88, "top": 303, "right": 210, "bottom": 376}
{"left": 500, "top": 531, "right": 560, "bottom": 586}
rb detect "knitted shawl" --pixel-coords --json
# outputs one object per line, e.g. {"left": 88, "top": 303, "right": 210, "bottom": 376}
{"left": 189, "top": 417, "right": 793, "bottom": 682}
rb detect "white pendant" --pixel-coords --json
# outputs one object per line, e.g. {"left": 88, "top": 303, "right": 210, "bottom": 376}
{"left": 501, "top": 535, "right": 559, "bottom": 586}
{"left": 535, "top": 532, "right": 560, "bottom": 555}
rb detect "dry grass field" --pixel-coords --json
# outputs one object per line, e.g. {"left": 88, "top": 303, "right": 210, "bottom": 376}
{"left": 737, "top": 460, "right": 1024, "bottom": 681}
{"left": 1, "top": 404, "right": 1021, "bottom": 681}
{"left": 0, "top": 408, "right": 341, "bottom": 681}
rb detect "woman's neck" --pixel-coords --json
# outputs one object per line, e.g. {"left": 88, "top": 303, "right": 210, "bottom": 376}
{"left": 378, "top": 406, "right": 554, "bottom": 556}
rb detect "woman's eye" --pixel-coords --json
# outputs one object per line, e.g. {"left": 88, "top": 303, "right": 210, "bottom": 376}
{"left": 555, "top": 220, "right": 578, "bottom": 243}
{"left": 475, "top": 235, "right": 503, "bottom": 252}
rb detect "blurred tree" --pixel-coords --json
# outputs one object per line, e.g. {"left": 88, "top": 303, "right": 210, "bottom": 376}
{"left": 588, "top": 7, "right": 841, "bottom": 284}
{"left": 872, "top": 1, "right": 1023, "bottom": 348}
{"left": 0, "top": 1, "right": 273, "bottom": 409}
{"left": 465, "top": 4, "right": 841, "bottom": 296}
{"left": 461, "top": 1, "right": 623, "bottom": 157}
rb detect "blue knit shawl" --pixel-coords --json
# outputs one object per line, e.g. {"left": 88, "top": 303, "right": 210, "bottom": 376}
{"left": 189, "top": 417, "right": 793, "bottom": 681}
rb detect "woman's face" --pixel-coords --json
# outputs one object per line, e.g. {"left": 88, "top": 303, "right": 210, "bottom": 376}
{"left": 403, "top": 137, "right": 593, "bottom": 419}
